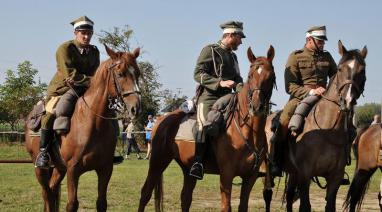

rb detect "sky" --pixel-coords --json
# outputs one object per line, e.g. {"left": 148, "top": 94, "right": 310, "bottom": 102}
{"left": 0, "top": 0, "right": 380, "bottom": 109}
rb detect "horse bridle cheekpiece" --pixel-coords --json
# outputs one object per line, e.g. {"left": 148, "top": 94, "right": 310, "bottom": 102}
{"left": 247, "top": 60, "right": 275, "bottom": 116}
{"left": 335, "top": 55, "right": 365, "bottom": 112}
{"left": 107, "top": 60, "right": 141, "bottom": 112}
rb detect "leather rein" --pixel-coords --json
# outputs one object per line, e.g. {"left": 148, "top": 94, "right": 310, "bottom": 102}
{"left": 68, "top": 60, "right": 141, "bottom": 120}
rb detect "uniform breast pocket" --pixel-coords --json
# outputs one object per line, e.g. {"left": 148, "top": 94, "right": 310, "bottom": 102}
{"left": 316, "top": 61, "right": 329, "bottom": 75}
{"left": 298, "top": 61, "right": 314, "bottom": 77}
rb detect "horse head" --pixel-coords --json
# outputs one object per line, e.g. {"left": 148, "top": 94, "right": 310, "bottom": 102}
{"left": 104, "top": 45, "right": 141, "bottom": 118}
{"left": 245, "top": 45, "right": 276, "bottom": 116}
{"left": 336, "top": 40, "right": 367, "bottom": 111}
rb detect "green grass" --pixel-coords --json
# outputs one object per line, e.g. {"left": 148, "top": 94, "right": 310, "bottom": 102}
{"left": 0, "top": 143, "right": 381, "bottom": 211}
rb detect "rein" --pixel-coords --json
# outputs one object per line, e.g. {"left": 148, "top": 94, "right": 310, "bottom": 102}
{"left": 67, "top": 61, "right": 140, "bottom": 120}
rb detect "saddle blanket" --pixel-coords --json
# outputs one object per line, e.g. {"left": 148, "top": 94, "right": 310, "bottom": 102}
{"left": 175, "top": 116, "right": 196, "bottom": 141}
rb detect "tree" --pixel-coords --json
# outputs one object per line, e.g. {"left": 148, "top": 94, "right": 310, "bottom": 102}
{"left": 0, "top": 61, "right": 46, "bottom": 130}
{"left": 158, "top": 89, "right": 188, "bottom": 113}
{"left": 97, "top": 25, "right": 162, "bottom": 130}
{"left": 354, "top": 102, "right": 381, "bottom": 127}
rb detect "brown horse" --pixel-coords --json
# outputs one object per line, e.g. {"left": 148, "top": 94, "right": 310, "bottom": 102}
{"left": 265, "top": 41, "right": 367, "bottom": 212}
{"left": 138, "top": 46, "right": 276, "bottom": 212}
{"left": 344, "top": 123, "right": 382, "bottom": 212}
{"left": 25, "top": 45, "right": 141, "bottom": 212}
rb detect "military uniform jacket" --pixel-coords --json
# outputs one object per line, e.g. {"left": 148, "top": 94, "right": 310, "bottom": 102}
{"left": 284, "top": 47, "right": 337, "bottom": 100}
{"left": 46, "top": 40, "right": 100, "bottom": 98}
{"left": 194, "top": 41, "right": 243, "bottom": 102}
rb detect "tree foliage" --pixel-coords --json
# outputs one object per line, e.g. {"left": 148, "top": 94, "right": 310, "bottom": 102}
{"left": 0, "top": 61, "right": 46, "bottom": 130}
{"left": 97, "top": 25, "right": 162, "bottom": 130}
{"left": 354, "top": 102, "right": 381, "bottom": 127}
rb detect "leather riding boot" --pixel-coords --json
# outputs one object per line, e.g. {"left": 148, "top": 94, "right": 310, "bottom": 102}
{"left": 35, "top": 129, "right": 54, "bottom": 169}
{"left": 190, "top": 141, "right": 207, "bottom": 180}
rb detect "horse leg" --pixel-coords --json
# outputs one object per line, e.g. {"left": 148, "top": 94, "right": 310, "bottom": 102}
{"left": 138, "top": 154, "right": 172, "bottom": 212}
{"left": 180, "top": 170, "right": 197, "bottom": 212}
{"left": 95, "top": 165, "right": 113, "bottom": 212}
{"left": 262, "top": 173, "right": 273, "bottom": 212}
{"left": 238, "top": 175, "right": 257, "bottom": 212}
{"left": 35, "top": 168, "right": 57, "bottom": 212}
{"left": 66, "top": 166, "right": 81, "bottom": 212}
{"left": 298, "top": 179, "right": 311, "bottom": 212}
{"left": 286, "top": 174, "right": 297, "bottom": 212}
{"left": 49, "top": 168, "right": 66, "bottom": 212}
{"left": 324, "top": 175, "right": 342, "bottom": 212}
{"left": 220, "top": 172, "right": 235, "bottom": 212}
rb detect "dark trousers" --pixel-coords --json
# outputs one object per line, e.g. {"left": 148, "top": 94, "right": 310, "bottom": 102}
{"left": 126, "top": 138, "right": 140, "bottom": 155}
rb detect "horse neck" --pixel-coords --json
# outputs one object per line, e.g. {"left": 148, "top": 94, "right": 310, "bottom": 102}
{"left": 81, "top": 70, "right": 112, "bottom": 117}
{"left": 235, "top": 86, "right": 266, "bottom": 146}
{"left": 313, "top": 75, "right": 349, "bottom": 131}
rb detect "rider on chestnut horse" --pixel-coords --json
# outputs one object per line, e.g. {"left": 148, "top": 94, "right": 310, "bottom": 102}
{"left": 189, "top": 21, "right": 246, "bottom": 180}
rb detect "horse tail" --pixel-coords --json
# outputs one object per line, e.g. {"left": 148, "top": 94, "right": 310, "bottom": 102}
{"left": 343, "top": 168, "right": 376, "bottom": 211}
{"left": 154, "top": 173, "right": 163, "bottom": 212}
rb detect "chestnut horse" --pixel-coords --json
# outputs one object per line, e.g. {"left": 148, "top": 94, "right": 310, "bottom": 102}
{"left": 138, "top": 46, "right": 276, "bottom": 212}
{"left": 265, "top": 41, "right": 367, "bottom": 212}
{"left": 344, "top": 123, "right": 382, "bottom": 212}
{"left": 25, "top": 45, "right": 141, "bottom": 212}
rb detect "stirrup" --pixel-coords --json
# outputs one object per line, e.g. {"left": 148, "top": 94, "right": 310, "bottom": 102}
{"left": 34, "top": 151, "right": 52, "bottom": 169}
{"left": 189, "top": 162, "right": 204, "bottom": 180}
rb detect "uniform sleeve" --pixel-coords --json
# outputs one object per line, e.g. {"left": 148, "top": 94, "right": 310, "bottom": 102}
{"left": 326, "top": 53, "right": 337, "bottom": 79}
{"left": 56, "top": 45, "right": 91, "bottom": 87}
{"left": 193, "top": 46, "right": 221, "bottom": 91}
{"left": 284, "top": 53, "right": 310, "bottom": 99}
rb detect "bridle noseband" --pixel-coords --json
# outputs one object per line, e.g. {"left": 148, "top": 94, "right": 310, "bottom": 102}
{"left": 108, "top": 60, "right": 141, "bottom": 112}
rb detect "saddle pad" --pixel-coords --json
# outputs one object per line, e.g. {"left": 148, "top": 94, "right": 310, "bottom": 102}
{"left": 175, "top": 116, "right": 196, "bottom": 141}
{"left": 46, "top": 96, "right": 61, "bottom": 114}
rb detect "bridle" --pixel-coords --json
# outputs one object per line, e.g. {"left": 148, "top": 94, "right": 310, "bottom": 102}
{"left": 229, "top": 59, "right": 276, "bottom": 171}
{"left": 107, "top": 61, "right": 141, "bottom": 112}
{"left": 314, "top": 58, "right": 365, "bottom": 130}
{"left": 69, "top": 59, "right": 141, "bottom": 120}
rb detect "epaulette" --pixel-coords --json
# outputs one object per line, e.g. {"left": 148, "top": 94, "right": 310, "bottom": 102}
{"left": 294, "top": 49, "right": 304, "bottom": 55}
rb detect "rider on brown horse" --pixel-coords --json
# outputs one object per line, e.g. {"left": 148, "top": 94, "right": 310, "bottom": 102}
{"left": 35, "top": 16, "right": 122, "bottom": 169}
{"left": 189, "top": 21, "right": 246, "bottom": 180}
{"left": 269, "top": 26, "right": 338, "bottom": 177}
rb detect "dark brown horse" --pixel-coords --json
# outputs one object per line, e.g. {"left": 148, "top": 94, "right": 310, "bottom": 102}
{"left": 138, "top": 46, "right": 276, "bottom": 212}
{"left": 265, "top": 41, "right": 367, "bottom": 212}
{"left": 344, "top": 123, "right": 381, "bottom": 212}
{"left": 25, "top": 45, "right": 141, "bottom": 212}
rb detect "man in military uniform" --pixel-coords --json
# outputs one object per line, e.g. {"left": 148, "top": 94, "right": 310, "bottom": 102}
{"left": 269, "top": 26, "right": 337, "bottom": 176}
{"left": 35, "top": 16, "right": 100, "bottom": 169}
{"left": 189, "top": 21, "right": 245, "bottom": 180}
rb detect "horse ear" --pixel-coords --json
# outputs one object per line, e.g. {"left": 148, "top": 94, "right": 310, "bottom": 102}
{"left": 267, "top": 45, "right": 275, "bottom": 62}
{"left": 104, "top": 44, "right": 118, "bottom": 60}
{"left": 132, "top": 48, "right": 140, "bottom": 59}
{"left": 247, "top": 47, "right": 256, "bottom": 63}
{"left": 360, "top": 45, "right": 368, "bottom": 59}
{"left": 338, "top": 40, "right": 347, "bottom": 56}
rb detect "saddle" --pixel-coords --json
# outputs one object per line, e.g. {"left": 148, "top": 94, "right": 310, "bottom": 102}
{"left": 174, "top": 94, "right": 237, "bottom": 141}
{"left": 27, "top": 99, "right": 46, "bottom": 132}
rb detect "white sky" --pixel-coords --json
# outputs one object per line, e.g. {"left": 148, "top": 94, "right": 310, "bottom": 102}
{"left": 0, "top": 0, "right": 380, "bottom": 109}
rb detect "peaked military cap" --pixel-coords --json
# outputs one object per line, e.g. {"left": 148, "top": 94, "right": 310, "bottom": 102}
{"left": 306, "top": 25, "right": 327, "bottom": 41}
{"left": 70, "top": 16, "right": 94, "bottom": 31}
{"left": 220, "top": 21, "right": 246, "bottom": 38}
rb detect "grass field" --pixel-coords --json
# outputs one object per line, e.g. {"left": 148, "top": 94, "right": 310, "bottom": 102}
{"left": 0, "top": 142, "right": 381, "bottom": 211}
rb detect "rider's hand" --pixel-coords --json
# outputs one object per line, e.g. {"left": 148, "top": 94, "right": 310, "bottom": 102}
{"left": 309, "top": 87, "right": 326, "bottom": 96}
{"left": 219, "top": 80, "right": 236, "bottom": 89}
{"left": 65, "top": 78, "right": 75, "bottom": 86}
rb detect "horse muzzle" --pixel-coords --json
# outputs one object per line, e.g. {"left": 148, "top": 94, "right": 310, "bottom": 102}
{"left": 123, "top": 94, "right": 141, "bottom": 118}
